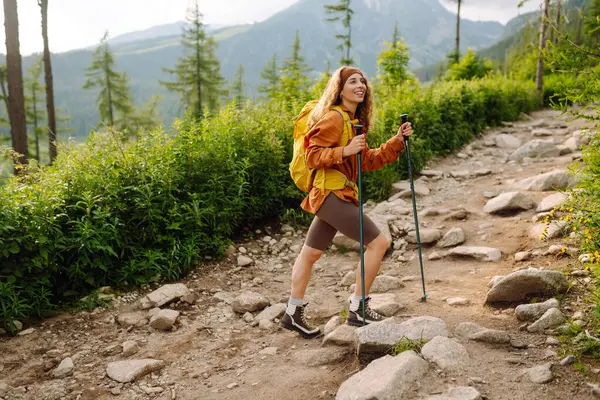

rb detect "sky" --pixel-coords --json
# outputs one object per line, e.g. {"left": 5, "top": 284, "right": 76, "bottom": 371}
{"left": 0, "top": 0, "right": 541, "bottom": 57}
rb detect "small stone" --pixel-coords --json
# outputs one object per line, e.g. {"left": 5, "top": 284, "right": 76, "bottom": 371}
{"left": 515, "top": 251, "right": 532, "bottom": 262}
{"left": 110, "top": 387, "right": 121, "bottom": 395}
{"left": 259, "top": 319, "right": 275, "bottom": 330}
{"left": 448, "top": 246, "right": 502, "bottom": 262}
{"left": 324, "top": 316, "right": 344, "bottom": 336}
{"left": 255, "top": 303, "right": 286, "bottom": 322}
{"left": 243, "top": 312, "right": 254, "bottom": 323}
{"left": 560, "top": 355, "right": 576, "bottom": 366}
{"left": 17, "top": 328, "right": 35, "bottom": 336}
{"left": 293, "top": 347, "right": 350, "bottom": 367}
{"left": 429, "top": 252, "right": 443, "bottom": 261}
{"left": 12, "top": 320, "right": 23, "bottom": 331}
{"left": 231, "top": 292, "right": 270, "bottom": 314}
{"left": 149, "top": 309, "right": 180, "bottom": 331}
{"left": 323, "top": 325, "right": 357, "bottom": 347}
{"left": 122, "top": 341, "right": 139, "bottom": 357}
{"left": 469, "top": 329, "right": 511, "bottom": 344}
{"left": 227, "top": 382, "right": 239, "bottom": 389}
{"left": 522, "top": 363, "right": 553, "bottom": 384}
{"left": 437, "top": 227, "right": 466, "bottom": 248}
{"left": 406, "top": 228, "right": 441, "bottom": 244}
{"left": 341, "top": 271, "right": 356, "bottom": 286}
{"left": 516, "top": 298, "right": 560, "bottom": 321}
{"left": 106, "top": 359, "right": 165, "bottom": 383}
{"left": 447, "top": 297, "right": 470, "bottom": 306}
{"left": 103, "top": 344, "right": 122, "bottom": 356}
{"left": 238, "top": 255, "right": 253, "bottom": 267}
{"left": 52, "top": 357, "right": 74, "bottom": 378}
{"left": 527, "top": 308, "right": 567, "bottom": 332}
{"left": 259, "top": 347, "right": 278, "bottom": 356}
{"left": 142, "top": 283, "right": 191, "bottom": 308}
{"left": 546, "top": 337, "right": 560, "bottom": 346}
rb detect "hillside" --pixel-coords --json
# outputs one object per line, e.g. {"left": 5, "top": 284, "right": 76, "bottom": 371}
{"left": 6, "top": 0, "right": 508, "bottom": 138}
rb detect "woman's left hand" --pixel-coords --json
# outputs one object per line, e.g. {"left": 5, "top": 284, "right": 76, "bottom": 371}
{"left": 396, "top": 122, "right": 413, "bottom": 140}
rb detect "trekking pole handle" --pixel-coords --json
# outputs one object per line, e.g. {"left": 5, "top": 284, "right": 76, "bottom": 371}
{"left": 400, "top": 114, "right": 409, "bottom": 143}
{"left": 355, "top": 124, "right": 363, "bottom": 136}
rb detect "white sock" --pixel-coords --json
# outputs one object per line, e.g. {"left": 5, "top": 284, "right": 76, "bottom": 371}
{"left": 287, "top": 297, "right": 304, "bottom": 315}
{"left": 350, "top": 295, "right": 363, "bottom": 312}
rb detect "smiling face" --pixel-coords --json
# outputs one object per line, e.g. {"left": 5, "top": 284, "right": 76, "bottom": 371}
{"left": 340, "top": 73, "right": 367, "bottom": 106}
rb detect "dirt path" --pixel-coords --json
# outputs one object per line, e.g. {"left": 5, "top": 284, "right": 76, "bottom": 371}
{"left": 1, "top": 109, "right": 598, "bottom": 400}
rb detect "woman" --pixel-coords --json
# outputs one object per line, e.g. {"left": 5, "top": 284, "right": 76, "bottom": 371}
{"left": 281, "top": 66, "right": 413, "bottom": 339}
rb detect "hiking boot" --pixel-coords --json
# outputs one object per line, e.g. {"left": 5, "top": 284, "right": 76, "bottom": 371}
{"left": 347, "top": 296, "right": 386, "bottom": 326}
{"left": 281, "top": 303, "right": 321, "bottom": 339}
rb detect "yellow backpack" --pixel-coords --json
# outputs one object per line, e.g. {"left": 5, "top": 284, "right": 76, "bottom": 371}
{"left": 290, "top": 101, "right": 357, "bottom": 193}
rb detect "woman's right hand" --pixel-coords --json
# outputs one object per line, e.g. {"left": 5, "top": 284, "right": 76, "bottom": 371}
{"left": 343, "top": 135, "right": 366, "bottom": 157}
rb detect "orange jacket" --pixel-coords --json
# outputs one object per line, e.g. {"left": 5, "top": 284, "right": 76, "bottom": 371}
{"left": 300, "top": 104, "right": 406, "bottom": 214}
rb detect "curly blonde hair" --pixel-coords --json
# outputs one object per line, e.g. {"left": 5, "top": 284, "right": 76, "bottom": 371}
{"left": 309, "top": 66, "right": 373, "bottom": 132}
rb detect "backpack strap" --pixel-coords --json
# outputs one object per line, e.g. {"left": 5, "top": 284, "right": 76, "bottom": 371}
{"left": 330, "top": 106, "right": 359, "bottom": 146}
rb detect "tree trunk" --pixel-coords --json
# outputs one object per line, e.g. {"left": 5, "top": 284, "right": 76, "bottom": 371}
{"left": 39, "top": 0, "right": 57, "bottom": 164}
{"left": 576, "top": 7, "right": 583, "bottom": 45}
{"left": 3, "top": 0, "right": 28, "bottom": 172}
{"left": 552, "top": 0, "right": 562, "bottom": 45}
{"left": 33, "top": 87, "right": 39, "bottom": 161}
{"left": 455, "top": 0, "right": 461, "bottom": 63}
{"left": 346, "top": 7, "right": 351, "bottom": 64}
{"left": 536, "top": 0, "right": 550, "bottom": 105}
{"left": 103, "top": 46, "right": 114, "bottom": 127}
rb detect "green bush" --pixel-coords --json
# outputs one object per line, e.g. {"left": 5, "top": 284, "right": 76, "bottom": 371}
{"left": 0, "top": 77, "right": 540, "bottom": 330}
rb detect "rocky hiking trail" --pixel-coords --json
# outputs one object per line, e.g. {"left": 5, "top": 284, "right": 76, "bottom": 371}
{"left": 1, "top": 109, "right": 600, "bottom": 400}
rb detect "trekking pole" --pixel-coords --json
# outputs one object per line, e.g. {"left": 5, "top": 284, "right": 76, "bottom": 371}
{"left": 355, "top": 124, "right": 367, "bottom": 325}
{"left": 401, "top": 114, "right": 427, "bottom": 302}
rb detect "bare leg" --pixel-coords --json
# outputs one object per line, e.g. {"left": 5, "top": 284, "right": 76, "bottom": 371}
{"left": 353, "top": 233, "right": 390, "bottom": 297}
{"left": 290, "top": 244, "right": 324, "bottom": 299}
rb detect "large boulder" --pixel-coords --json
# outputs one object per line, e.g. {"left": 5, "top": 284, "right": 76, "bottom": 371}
{"left": 509, "top": 140, "right": 560, "bottom": 161}
{"left": 483, "top": 192, "right": 536, "bottom": 214}
{"left": 357, "top": 316, "right": 448, "bottom": 355}
{"left": 485, "top": 268, "right": 569, "bottom": 303}
{"left": 537, "top": 193, "right": 567, "bottom": 212}
{"left": 516, "top": 170, "right": 577, "bottom": 191}
{"left": 421, "top": 336, "right": 470, "bottom": 372}
{"left": 516, "top": 298, "right": 560, "bottom": 321}
{"left": 336, "top": 351, "right": 429, "bottom": 400}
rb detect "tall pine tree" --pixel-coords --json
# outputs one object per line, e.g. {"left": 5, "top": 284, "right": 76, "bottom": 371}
{"left": 83, "top": 32, "right": 133, "bottom": 130}
{"left": 377, "top": 23, "right": 411, "bottom": 90}
{"left": 325, "top": 0, "right": 354, "bottom": 65}
{"left": 279, "top": 30, "right": 311, "bottom": 106}
{"left": 230, "top": 65, "right": 246, "bottom": 108}
{"left": 257, "top": 54, "right": 279, "bottom": 100}
{"left": 160, "top": 1, "right": 224, "bottom": 119}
